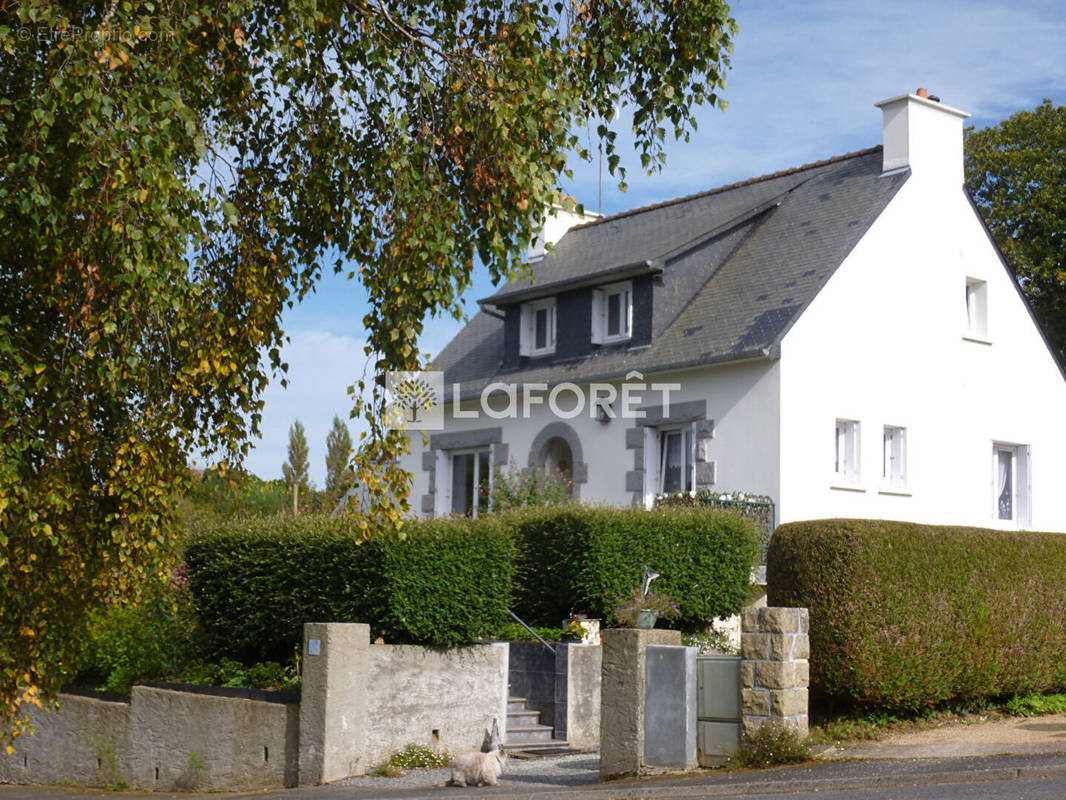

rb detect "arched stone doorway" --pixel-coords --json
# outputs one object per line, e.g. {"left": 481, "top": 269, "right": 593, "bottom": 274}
{"left": 541, "top": 436, "right": 573, "bottom": 485}
{"left": 528, "top": 422, "right": 588, "bottom": 500}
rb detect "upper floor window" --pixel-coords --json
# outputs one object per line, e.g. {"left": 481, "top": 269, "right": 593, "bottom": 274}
{"left": 592, "top": 281, "right": 632, "bottom": 344}
{"left": 834, "top": 419, "right": 860, "bottom": 483}
{"left": 520, "top": 297, "right": 556, "bottom": 356}
{"left": 882, "top": 426, "right": 906, "bottom": 489}
{"left": 964, "top": 277, "right": 988, "bottom": 339}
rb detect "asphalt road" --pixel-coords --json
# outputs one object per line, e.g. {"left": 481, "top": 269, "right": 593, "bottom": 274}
{"left": 5, "top": 753, "right": 1066, "bottom": 800}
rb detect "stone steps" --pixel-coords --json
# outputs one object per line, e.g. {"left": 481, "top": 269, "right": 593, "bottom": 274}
{"left": 504, "top": 696, "right": 568, "bottom": 752}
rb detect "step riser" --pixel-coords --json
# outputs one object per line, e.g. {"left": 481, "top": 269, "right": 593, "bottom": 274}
{"left": 507, "top": 711, "right": 541, "bottom": 727}
{"left": 506, "top": 732, "right": 555, "bottom": 744}
{"left": 507, "top": 701, "right": 527, "bottom": 712}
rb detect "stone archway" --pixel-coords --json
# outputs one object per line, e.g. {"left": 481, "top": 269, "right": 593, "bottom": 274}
{"left": 528, "top": 421, "right": 588, "bottom": 499}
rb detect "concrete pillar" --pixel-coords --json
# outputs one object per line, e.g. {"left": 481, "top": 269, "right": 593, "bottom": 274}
{"left": 562, "top": 642, "right": 602, "bottom": 748}
{"left": 740, "top": 607, "right": 809, "bottom": 740}
{"left": 298, "top": 622, "right": 369, "bottom": 785}
{"left": 599, "top": 628, "right": 680, "bottom": 779}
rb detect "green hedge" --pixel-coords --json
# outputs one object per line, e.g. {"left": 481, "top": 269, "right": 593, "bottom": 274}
{"left": 768, "top": 519, "right": 1066, "bottom": 712}
{"left": 506, "top": 505, "right": 760, "bottom": 629}
{"left": 185, "top": 514, "right": 513, "bottom": 660}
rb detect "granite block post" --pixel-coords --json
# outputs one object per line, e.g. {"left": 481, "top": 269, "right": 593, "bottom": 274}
{"left": 739, "top": 607, "right": 809, "bottom": 740}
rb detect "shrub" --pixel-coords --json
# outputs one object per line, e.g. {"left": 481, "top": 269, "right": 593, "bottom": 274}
{"left": 1005, "top": 692, "right": 1066, "bottom": 718}
{"left": 733, "top": 723, "right": 811, "bottom": 768}
{"left": 768, "top": 519, "right": 1066, "bottom": 712}
{"left": 506, "top": 505, "right": 760, "bottom": 629}
{"left": 490, "top": 461, "right": 573, "bottom": 511}
{"left": 75, "top": 570, "right": 200, "bottom": 693}
{"left": 185, "top": 514, "right": 514, "bottom": 661}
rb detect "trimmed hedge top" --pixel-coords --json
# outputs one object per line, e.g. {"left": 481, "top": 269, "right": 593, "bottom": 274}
{"left": 768, "top": 519, "right": 1066, "bottom": 711}
{"left": 506, "top": 504, "right": 761, "bottom": 629}
{"left": 185, "top": 515, "right": 514, "bottom": 660}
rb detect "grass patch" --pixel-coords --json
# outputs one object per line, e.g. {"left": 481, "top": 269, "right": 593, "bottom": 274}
{"left": 811, "top": 691, "right": 1066, "bottom": 746}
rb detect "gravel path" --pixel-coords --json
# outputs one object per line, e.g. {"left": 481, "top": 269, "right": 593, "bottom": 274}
{"left": 336, "top": 754, "right": 600, "bottom": 791}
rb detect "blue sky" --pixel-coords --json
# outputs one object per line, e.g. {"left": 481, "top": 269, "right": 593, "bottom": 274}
{"left": 238, "top": 0, "right": 1066, "bottom": 485}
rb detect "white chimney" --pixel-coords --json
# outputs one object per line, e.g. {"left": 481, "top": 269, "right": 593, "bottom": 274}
{"left": 527, "top": 200, "right": 601, "bottom": 262}
{"left": 874, "top": 90, "right": 970, "bottom": 186}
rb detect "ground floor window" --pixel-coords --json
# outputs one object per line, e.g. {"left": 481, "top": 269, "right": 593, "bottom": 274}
{"left": 993, "top": 442, "right": 1030, "bottom": 527}
{"left": 450, "top": 448, "right": 491, "bottom": 517}
{"left": 659, "top": 428, "right": 693, "bottom": 494}
{"left": 642, "top": 424, "right": 696, "bottom": 506}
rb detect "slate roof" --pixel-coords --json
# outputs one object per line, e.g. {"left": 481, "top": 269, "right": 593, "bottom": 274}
{"left": 435, "top": 146, "right": 909, "bottom": 396}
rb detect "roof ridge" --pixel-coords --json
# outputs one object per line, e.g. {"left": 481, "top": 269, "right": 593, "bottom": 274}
{"left": 572, "top": 145, "right": 883, "bottom": 230}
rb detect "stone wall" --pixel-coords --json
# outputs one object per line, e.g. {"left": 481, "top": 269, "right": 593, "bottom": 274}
{"left": 739, "top": 606, "right": 809, "bottom": 739}
{"left": 0, "top": 686, "right": 298, "bottom": 791}
{"left": 365, "top": 641, "right": 509, "bottom": 767}
{"left": 2, "top": 624, "right": 510, "bottom": 791}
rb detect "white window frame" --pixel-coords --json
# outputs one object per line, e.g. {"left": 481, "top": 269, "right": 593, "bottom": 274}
{"left": 435, "top": 446, "right": 493, "bottom": 518}
{"left": 964, "top": 277, "right": 988, "bottom": 340}
{"left": 591, "top": 281, "right": 633, "bottom": 345}
{"left": 992, "top": 442, "right": 1030, "bottom": 528}
{"left": 643, "top": 423, "right": 696, "bottom": 507}
{"left": 520, "top": 297, "right": 556, "bottom": 357}
{"left": 882, "top": 425, "right": 907, "bottom": 490}
{"left": 833, "top": 419, "right": 861, "bottom": 485}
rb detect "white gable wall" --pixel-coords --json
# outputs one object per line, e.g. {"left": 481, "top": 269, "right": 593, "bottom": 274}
{"left": 778, "top": 171, "right": 1066, "bottom": 531}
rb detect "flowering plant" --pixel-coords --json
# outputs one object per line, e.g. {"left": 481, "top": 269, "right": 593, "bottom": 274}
{"left": 611, "top": 566, "right": 679, "bottom": 627}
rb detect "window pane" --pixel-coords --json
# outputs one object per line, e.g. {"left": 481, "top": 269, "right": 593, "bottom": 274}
{"left": 535, "top": 308, "right": 547, "bottom": 350}
{"left": 835, "top": 423, "right": 845, "bottom": 474}
{"left": 997, "top": 449, "right": 1013, "bottom": 520}
{"left": 607, "top": 293, "right": 621, "bottom": 336}
{"left": 684, "top": 429, "right": 693, "bottom": 491}
{"left": 661, "top": 432, "right": 682, "bottom": 493}
{"left": 451, "top": 453, "right": 474, "bottom": 516}
{"left": 477, "top": 451, "right": 491, "bottom": 514}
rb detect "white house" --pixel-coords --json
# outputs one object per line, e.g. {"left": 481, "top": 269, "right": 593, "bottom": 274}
{"left": 399, "top": 91, "right": 1066, "bottom": 533}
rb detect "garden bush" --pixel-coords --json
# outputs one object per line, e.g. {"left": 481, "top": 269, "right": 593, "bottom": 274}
{"left": 185, "top": 514, "right": 514, "bottom": 661}
{"left": 75, "top": 570, "right": 200, "bottom": 693}
{"left": 768, "top": 519, "right": 1066, "bottom": 712}
{"left": 505, "top": 505, "right": 760, "bottom": 629}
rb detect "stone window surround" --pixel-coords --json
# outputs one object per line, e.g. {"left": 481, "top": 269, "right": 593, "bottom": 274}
{"left": 420, "top": 427, "right": 508, "bottom": 515}
{"left": 526, "top": 421, "right": 589, "bottom": 501}
{"left": 624, "top": 399, "right": 716, "bottom": 505}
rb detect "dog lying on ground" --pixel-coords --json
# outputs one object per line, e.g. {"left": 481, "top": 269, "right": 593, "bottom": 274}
{"left": 447, "top": 748, "right": 507, "bottom": 787}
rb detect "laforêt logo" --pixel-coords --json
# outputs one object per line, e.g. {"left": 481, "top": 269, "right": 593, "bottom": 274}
{"left": 385, "top": 370, "right": 445, "bottom": 430}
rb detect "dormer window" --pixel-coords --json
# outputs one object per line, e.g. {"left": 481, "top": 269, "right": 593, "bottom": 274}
{"left": 520, "top": 298, "right": 556, "bottom": 356}
{"left": 592, "top": 281, "right": 632, "bottom": 344}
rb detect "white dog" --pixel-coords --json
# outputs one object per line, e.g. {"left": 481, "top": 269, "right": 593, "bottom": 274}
{"left": 448, "top": 748, "right": 507, "bottom": 787}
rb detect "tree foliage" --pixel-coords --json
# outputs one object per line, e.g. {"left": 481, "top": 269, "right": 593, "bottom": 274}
{"left": 0, "top": 0, "right": 736, "bottom": 744}
{"left": 324, "top": 416, "right": 353, "bottom": 500}
{"left": 281, "top": 419, "right": 310, "bottom": 491}
{"left": 965, "top": 99, "right": 1066, "bottom": 365}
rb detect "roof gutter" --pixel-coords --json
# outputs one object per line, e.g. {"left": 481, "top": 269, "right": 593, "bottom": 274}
{"left": 478, "top": 259, "right": 664, "bottom": 308}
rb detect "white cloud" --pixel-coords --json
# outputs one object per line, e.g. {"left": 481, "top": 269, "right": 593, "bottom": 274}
{"left": 243, "top": 330, "right": 372, "bottom": 486}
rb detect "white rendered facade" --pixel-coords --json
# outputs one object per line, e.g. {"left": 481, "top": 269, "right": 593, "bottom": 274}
{"left": 401, "top": 93, "right": 1066, "bottom": 533}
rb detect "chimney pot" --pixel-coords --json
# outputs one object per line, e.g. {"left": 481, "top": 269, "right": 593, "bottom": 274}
{"left": 916, "top": 87, "right": 928, "bottom": 98}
